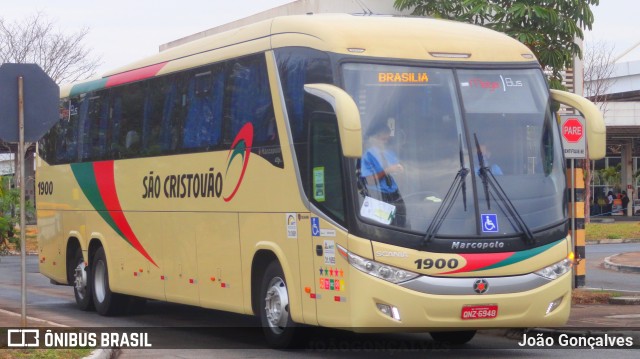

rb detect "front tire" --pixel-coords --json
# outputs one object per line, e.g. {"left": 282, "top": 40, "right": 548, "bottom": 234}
{"left": 259, "top": 261, "right": 297, "bottom": 348}
{"left": 91, "top": 247, "right": 125, "bottom": 316}
{"left": 71, "top": 248, "right": 94, "bottom": 311}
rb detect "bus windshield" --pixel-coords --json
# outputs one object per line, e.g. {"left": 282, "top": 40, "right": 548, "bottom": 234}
{"left": 342, "top": 63, "right": 565, "bottom": 240}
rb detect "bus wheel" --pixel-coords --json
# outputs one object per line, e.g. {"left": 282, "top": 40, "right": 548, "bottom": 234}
{"left": 259, "top": 261, "right": 296, "bottom": 348}
{"left": 72, "top": 248, "right": 94, "bottom": 311}
{"left": 91, "top": 247, "right": 124, "bottom": 316}
{"left": 430, "top": 330, "right": 477, "bottom": 346}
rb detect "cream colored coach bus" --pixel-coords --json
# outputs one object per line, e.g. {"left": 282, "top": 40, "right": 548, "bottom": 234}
{"left": 37, "top": 14, "right": 605, "bottom": 347}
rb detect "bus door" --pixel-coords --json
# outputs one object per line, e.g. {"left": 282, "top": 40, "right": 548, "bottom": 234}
{"left": 308, "top": 111, "right": 351, "bottom": 327}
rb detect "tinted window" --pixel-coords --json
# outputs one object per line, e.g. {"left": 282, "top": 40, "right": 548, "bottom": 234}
{"left": 39, "top": 53, "right": 280, "bottom": 165}
{"left": 275, "top": 47, "right": 333, "bottom": 191}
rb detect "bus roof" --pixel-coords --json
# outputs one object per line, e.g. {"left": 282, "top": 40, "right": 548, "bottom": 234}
{"left": 60, "top": 14, "right": 536, "bottom": 98}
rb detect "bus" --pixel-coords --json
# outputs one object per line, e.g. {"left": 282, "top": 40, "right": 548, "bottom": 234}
{"left": 37, "top": 14, "right": 606, "bottom": 347}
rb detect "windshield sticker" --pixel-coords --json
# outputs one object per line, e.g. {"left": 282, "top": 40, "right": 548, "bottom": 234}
{"left": 481, "top": 214, "right": 499, "bottom": 233}
{"left": 378, "top": 72, "right": 429, "bottom": 83}
{"left": 313, "top": 167, "right": 326, "bottom": 202}
{"left": 286, "top": 213, "right": 297, "bottom": 239}
{"left": 461, "top": 76, "right": 525, "bottom": 92}
{"left": 360, "top": 196, "right": 396, "bottom": 225}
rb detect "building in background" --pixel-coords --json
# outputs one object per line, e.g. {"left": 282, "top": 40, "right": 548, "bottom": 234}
{"left": 586, "top": 56, "right": 640, "bottom": 210}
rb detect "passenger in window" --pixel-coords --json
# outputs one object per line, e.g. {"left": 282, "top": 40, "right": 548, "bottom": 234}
{"left": 125, "top": 130, "right": 140, "bottom": 150}
{"left": 360, "top": 119, "right": 407, "bottom": 226}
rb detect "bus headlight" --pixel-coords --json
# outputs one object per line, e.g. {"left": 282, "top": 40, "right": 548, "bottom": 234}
{"left": 534, "top": 258, "right": 572, "bottom": 280}
{"left": 337, "top": 245, "right": 419, "bottom": 284}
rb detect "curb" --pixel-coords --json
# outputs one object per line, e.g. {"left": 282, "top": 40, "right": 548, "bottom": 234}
{"left": 586, "top": 238, "right": 640, "bottom": 245}
{"left": 604, "top": 254, "right": 640, "bottom": 273}
{"left": 85, "top": 348, "right": 119, "bottom": 359}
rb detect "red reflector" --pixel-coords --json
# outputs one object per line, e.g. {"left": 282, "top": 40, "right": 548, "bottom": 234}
{"left": 334, "top": 296, "right": 341, "bottom": 302}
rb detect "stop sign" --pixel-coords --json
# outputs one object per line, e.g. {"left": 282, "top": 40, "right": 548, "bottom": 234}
{"left": 0, "top": 63, "right": 59, "bottom": 142}
{"left": 562, "top": 118, "right": 584, "bottom": 143}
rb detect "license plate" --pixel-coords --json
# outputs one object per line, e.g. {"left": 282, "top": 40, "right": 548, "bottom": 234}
{"left": 461, "top": 305, "right": 498, "bottom": 320}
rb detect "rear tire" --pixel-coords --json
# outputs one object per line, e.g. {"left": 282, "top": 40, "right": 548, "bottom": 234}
{"left": 430, "top": 330, "right": 477, "bottom": 346}
{"left": 259, "top": 261, "right": 297, "bottom": 348}
{"left": 91, "top": 247, "right": 125, "bottom": 316}
{"left": 71, "top": 248, "right": 94, "bottom": 311}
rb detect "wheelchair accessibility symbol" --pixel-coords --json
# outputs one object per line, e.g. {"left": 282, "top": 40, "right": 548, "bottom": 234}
{"left": 311, "top": 217, "right": 321, "bottom": 237}
{"left": 481, "top": 214, "right": 498, "bottom": 233}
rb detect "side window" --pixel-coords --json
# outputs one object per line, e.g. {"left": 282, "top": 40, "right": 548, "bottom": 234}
{"left": 227, "top": 55, "right": 277, "bottom": 147}
{"left": 80, "top": 92, "right": 110, "bottom": 161}
{"left": 275, "top": 47, "right": 333, "bottom": 189}
{"left": 182, "top": 66, "right": 225, "bottom": 150}
{"left": 144, "top": 75, "right": 182, "bottom": 155}
{"left": 41, "top": 100, "right": 72, "bottom": 164}
{"left": 61, "top": 96, "right": 83, "bottom": 163}
{"left": 141, "top": 81, "right": 160, "bottom": 156}
{"left": 275, "top": 47, "right": 333, "bottom": 143}
{"left": 111, "top": 83, "right": 145, "bottom": 159}
{"left": 309, "top": 112, "right": 346, "bottom": 223}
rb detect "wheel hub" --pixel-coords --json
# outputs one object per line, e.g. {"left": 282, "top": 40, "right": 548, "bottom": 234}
{"left": 264, "top": 278, "right": 289, "bottom": 332}
{"left": 74, "top": 262, "right": 87, "bottom": 298}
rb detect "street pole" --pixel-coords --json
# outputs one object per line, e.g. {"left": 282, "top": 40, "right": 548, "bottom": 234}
{"left": 18, "top": 76, "right": 27, "bottom": 327}
{"left": 571, "top": 159, "right": 576, "bottom": 289}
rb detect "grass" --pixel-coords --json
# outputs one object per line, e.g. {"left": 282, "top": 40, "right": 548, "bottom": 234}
{"left": 572, "top": 289, "right": 622, "bottom": 305}
{"left": 0, "top": 349, "right": 93, "bottom": 359}
{"left": 585, "top": 221, "right": 640, "bottom": 242}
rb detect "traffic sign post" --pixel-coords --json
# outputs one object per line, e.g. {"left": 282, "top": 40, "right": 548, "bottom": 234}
{"left": 560, "top": 115, "right": 586, "bottom": 159}
{"left": 0, "top": 63, "right": 59, "bottom": 326}
{"left": 560, "top": 115, "right": 587, "bottom": 288}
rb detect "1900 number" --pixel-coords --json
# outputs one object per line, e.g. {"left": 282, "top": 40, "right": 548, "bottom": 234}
{"left": 37, "top": 181, "right": 53, "bottom": 195}
{"left": 414, "top": 258, "right": 459, "bottom": 270}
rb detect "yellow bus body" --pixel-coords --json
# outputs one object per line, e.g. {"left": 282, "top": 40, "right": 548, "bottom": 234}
{"left": 37, "top": 14, "right": 604, "bottom": 343}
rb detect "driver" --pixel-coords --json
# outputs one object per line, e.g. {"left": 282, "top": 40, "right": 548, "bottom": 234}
{"left": 360, "top": 119, "right": 407, "bottom": 226}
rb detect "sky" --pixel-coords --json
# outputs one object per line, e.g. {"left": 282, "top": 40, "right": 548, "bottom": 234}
{"left": 584, "top": 0, "right": 640, "bottom": 62}
{"left": 1, "top": 0, "right": 639, "bottom": 79}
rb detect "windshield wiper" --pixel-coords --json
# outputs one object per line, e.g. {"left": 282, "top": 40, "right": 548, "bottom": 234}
{"left": 474, "top": 134, "right": 535, "bottom": 244}
{"left": 422, "top": 136, "right": 468, "bottom": 245}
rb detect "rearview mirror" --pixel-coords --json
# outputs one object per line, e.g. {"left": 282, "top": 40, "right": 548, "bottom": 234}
{"left": 304, "top": 84, "right": 362, "bottom": 158}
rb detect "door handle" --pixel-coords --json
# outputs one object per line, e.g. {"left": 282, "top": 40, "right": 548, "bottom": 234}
{"left": 316, "top": 245, "right": 323, "bottom": 256}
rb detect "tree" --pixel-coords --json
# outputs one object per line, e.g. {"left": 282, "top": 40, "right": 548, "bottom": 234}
{"left": 582, "top": 40, "right": 616, "bottom": 223}
{"left": 0, "top": 12, "right": 101, "bottom": 84}
{"left": 394, "top": 0, "right": 599, "bottom": 89}
{"left": 584, "top": 40, "right": 616, "bottom": 114}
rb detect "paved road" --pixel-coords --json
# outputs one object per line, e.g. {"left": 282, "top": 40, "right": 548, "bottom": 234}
{"left": 1, "top": 254, "right": 639, "bottom": 357}
{"left": 585, "top": 243, "right": 640, "bottom": 291}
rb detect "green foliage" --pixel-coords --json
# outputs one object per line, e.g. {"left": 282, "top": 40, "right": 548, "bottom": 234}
{"left": 598, "top": 164, "right": 621, "bottom": 190}
{"left": 394, "top": 0, "right": 600, "bottom": 89}
{"left": 0, "top": 176, "right": 34, "bottom": 255}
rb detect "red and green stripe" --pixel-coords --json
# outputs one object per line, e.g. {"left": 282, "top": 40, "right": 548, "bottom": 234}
{"left": 442, "top": 240, "right": 561, "bottom": 274}
{"left": 71, "top": 161, "right": 158, "bottom": 267}
{"left": 69, "top": 62, "right": 168, "bottom": 97}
